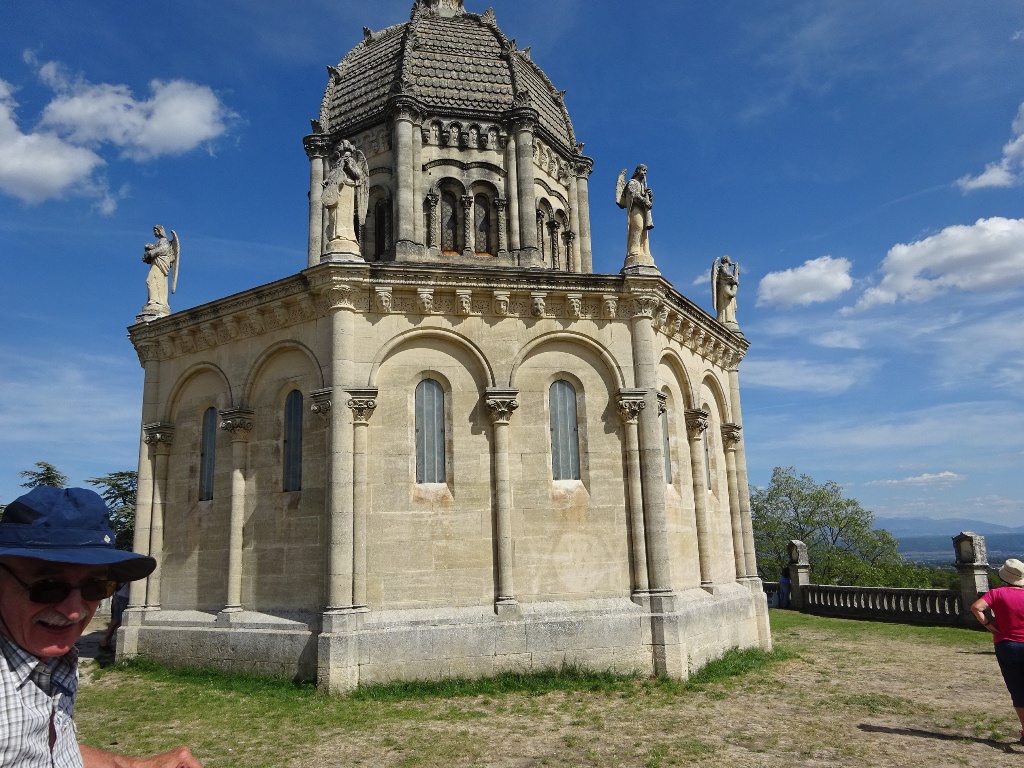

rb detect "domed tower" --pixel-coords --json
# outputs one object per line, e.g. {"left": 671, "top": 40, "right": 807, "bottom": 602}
{"left": 302, "top": 0, "right": 594, "bottom": 272}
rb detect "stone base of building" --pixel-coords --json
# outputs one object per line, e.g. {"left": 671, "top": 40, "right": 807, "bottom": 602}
{"left": 118, "top": 586, "right": 769, "bottom": 690}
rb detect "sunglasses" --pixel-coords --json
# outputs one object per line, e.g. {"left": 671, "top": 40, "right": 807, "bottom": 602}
{"left": 0, "top": 561, "right": 119, "bottom": 604}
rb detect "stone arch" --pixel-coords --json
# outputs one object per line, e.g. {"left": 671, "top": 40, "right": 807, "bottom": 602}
{"left": 699, "top": 372, "right": 730, "bottom": 424}
{"left": 508, "top": 331, "right": 625, "bottom": 391}
{"left": 165, "top": 362, "right": 233, "bottom": 423}
{"left": 242, "top": 341, "right": 325, "bottom": 407}
{"left": 367, "top": 327, "right": 495, "bottom": 389}
{"left": 658, "top": 349, "right": 697, "bottom": 410}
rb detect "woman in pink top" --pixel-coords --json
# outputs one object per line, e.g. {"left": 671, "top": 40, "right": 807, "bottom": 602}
{"left": 972, "top": 558, "right": 1024, "bottom": 745}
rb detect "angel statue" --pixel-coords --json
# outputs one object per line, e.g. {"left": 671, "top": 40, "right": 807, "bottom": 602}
{"left": 712, "top": 255, "right": 740, "bottom": 329}
{"left": 616, "top": 164, "right": 655, "bottom": 269}
{"left": 321, "top": 140, "right": 369, "bottom": 258}
{"left": 141, "top": 225, "right": 180, "bottom": 315}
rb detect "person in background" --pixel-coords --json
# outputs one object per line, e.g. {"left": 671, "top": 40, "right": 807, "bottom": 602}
{"left": 0, "top": 485, "right": 203, "bottom": 767}
{"left": 972, "top": 558, "right": 1024, "bottom": 745}
{"left": 778, "top": 566, "right": 791, "bottom": 609}
{"left": 99, "top": 581, "right": 130, "bottom": 653}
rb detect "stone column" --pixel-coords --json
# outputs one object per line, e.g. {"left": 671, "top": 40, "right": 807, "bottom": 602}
{"left": 128, "top": 343, "right": 161, "bottom": 611}
{"left": 628, "top": 292, "right": 672, "bottom": 594}
{"left": 347, "top": 389, "right": 377, "bottom": 609}
{"left": 725, "top": 366, "right": 758, "bottom": 578}
{"left": 685, "top": 409, "right": 714, "bottom": 587}
{"left": 513, "top": 115, "right": 540, "bottom": 266}
{"left": 461, "top": 194, "right": 474, "bottom": 257}
{"left": 721, "top": 423, "right": 746, "bottom": 581}
{"left": 393, "top": 103, "right": 417, "bottom": 257}
{"left": 505, "top": 134, "right": 520, "bottom": 250}
{"left": 219, "top": 408, "right": 254, "bottom": 615}
{"left": 563, "top": 231, "right": 577, "bottom": 273}
{"left": 303, "top": 134, "right": 331, "bottom": 267}
{"left": 574, "top": 160, "right": 594, "bottom": 273}
{"left": 486, "top": 388, "right": 519, "bottom": 615}
{"left": 426, "top": 189, "right": 440, "bottom": 250}
{"left": 787, "top": 540, "right": 810, "bottom": 610}
{"left": 548, "top": 220, "right": 561, "bottom": 270}
{"left": 617, "top": 389, "right": 649, "bottom": 595}
{"left": 495, "top": 197, "right": 508, "bottom": 255}
{"left": 145, "top": 424, "right": 175, "bottom": 608}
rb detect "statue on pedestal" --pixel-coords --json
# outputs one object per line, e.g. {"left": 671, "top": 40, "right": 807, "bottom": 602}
{"left": 616, "top": 164, "right": 655, "bottom": 271}
{"left": 712, "top": 255, "right": 740, "bottom": 329}
{"left": 138, "top": 225, "right": 180, "bottom": 320}
{"left": 321, "top": 140, "right": 369, "bottom": 258}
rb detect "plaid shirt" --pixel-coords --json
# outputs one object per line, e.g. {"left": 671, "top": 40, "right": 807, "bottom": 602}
{"left": 0, "top": 633, "right": 83, "bottom": 768}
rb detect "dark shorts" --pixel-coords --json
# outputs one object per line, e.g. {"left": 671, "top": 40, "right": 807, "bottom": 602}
{"left": 995, "top": 640, "right": 1024, "bottom": 708}
{"left": 111, "top": 594, "right": 129, "bottom": 624}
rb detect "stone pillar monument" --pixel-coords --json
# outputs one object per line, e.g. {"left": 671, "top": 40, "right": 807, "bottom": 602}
{"left": 787, "top": 540, "right": 811, "bottom": 610}
{"left": 953, "top": 532, "right": 990, "bottom": 622}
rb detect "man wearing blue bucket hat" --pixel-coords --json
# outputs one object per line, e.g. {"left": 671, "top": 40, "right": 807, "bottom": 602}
{"left": 0, "top": 486, "right": 202, "bottom": 767}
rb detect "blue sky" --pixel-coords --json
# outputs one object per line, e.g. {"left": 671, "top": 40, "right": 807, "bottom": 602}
{"left": 1, "top": 1, "right": 1022, "bottom": 526}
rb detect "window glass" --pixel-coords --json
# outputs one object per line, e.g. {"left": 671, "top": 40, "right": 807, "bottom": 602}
{"left": 283, "top": 389, "right": 303, "bottom": 492}
{"left": 549, "top": 380, "right": 581, "bottom": 480}
{"left": 415, "top": 379, "right": 445, "bottom": 483}
{"left": 199, "top": 407, "right": 217, "bottom": 501}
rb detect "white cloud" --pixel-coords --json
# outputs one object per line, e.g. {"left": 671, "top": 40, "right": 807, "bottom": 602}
{"left": 740, "top": 357, "right": 878, "bottom": 394}
{"left": 850, "top": 217, "right": 1024, "bottom": 311}
{"left": 957, "top": 102, "right": 1024, "bottom": 191}
{"left": 757, "top": 255, "right": 854, "bottom": 307}
{"left": 0, "top": 79, "right": 105, "bottom": 204}
{"left": 866, "top": 471, "right": 964, "bottom": 487}
{"left": 35, "top": 58, "right": 236, "bottom": 161}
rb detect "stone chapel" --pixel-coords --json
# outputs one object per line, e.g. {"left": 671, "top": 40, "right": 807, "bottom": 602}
{"left": 123, "top": 0, "right": 770, "bottom": 690}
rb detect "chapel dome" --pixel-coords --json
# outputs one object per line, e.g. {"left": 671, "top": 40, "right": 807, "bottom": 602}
{"left": 317, "top": 0, "right": 580, "bottom": 154}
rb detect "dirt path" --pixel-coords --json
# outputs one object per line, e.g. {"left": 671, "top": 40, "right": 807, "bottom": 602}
{"left": 301, "top": 614, "right": 1021, "bottom": 768}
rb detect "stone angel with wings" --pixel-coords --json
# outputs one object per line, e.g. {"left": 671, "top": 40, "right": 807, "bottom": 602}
{"left": 142, "top": 225, "right": 180, "bottom": 311}
{"left": 712, "top": 255, "right": 740, "bottom": 328}
{"left": 616, "top": 164, "right": 655, "bottom": 266}
{"left": 322, "top": 139, "right": 370, "bottom": 257}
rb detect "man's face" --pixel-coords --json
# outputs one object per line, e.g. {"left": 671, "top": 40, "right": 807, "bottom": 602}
{"left": 0, "top": 556, "right": 107, "bottom": 660}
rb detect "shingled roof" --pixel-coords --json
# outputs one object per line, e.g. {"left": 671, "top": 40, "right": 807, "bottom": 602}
{"left": 318, "top": 0, "right": 579, "bottom": 154}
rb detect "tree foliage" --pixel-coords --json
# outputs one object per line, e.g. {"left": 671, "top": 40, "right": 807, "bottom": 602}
{"left": 752, "top": 466, "right": 929, "bottom": 588}
{"left": 19, "top": 461, "right": 68, "bottom": 489}
{"left": 86, "top": 470, "right": 138, "bottom": 551}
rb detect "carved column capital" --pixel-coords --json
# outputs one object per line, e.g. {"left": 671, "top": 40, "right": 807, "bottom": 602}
{"left": 630, "top": 294, "right": 659, "bottom": 319}
{"left": 310, "top": 388, "right": 333, "bottom": 420}
{"left": 616, "top": 388, "right": 647, "bottom": 425}
{"left": 721, "top": 423, "right": 742, "bottom": 448}
{"left": 219, "top": 408, "right": 255, "bottom": 440}
{"left": 303, "top": 133, "right": 332, "bottom": 160}
{"left": 134, "top": 341, "right": 161, "bottom": 365}
{"left": 684, "top": 408, "right": 710, "bottom": 440}
{"left": 346, "top": 388, "right": 379, "bottom": 424}
{"left": 310, "top": 274, "right": 356, "bottom": 312}
{"left": 485, "top": 388, "right": 520, "bottom": 425}
{"left": 143, "top": 422, "right": 175, "bottom": 447}
{"left": 494, "top": 196, "right": 508, "bottom": 212}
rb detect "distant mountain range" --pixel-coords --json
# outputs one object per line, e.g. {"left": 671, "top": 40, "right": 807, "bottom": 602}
{"left": 875, "top": 517, "right": 1024, "bottom": 537}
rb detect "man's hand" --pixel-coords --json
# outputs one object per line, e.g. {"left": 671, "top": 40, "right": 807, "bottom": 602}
{"left": 81, "top": 744, "right": 203, "bottom": 768}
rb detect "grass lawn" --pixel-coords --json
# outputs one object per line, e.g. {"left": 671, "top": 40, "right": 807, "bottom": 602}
{"left": 75, "top": 611, "right": 1020, "bottom": 767}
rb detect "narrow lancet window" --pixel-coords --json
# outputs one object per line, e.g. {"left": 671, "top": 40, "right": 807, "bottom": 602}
{"left": 549, "top": 380, "right": 581, "bottom": 480}
{"left": 199, "top": 406, "right": 217, "bottom": 501}
{"left": 283, "top": 389, "right": 303, "bottom": 492}
{"left": 415, "top": 379, "right": 446, "bottom": 483}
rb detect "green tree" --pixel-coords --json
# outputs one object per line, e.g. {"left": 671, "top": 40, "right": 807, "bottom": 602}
{"left": 86, "top": 470, "right": 138, "bottom": 551}
{"left": 19, "top": 461, "right": 68, "bottom": 489}
{"left": 752, "top": 466, "right": 929, "bottom": 588}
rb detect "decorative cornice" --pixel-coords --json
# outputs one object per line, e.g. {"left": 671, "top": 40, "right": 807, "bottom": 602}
{"left": 684, "top": 409, "right": 710, "bottom": 439}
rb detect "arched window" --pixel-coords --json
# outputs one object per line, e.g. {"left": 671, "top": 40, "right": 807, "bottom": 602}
{"left": 474, "top": 194, "right": 492, "bottom": 255}
{"left": 415, "top": 379, "right": 445, "bottom": 483}
{"left": 441, "top": 192, "right": 459, "bottom": 254}
{"left": 661, "top": 408, "right": 672, "bottom": 484}
{"left": 373, "top": 198, "right": 392, "bottom": 258}
{"left": 283, "top": 389, "right": 303, "bottom": 492}
{"left": 549, "top": 380, "right": 580, "bottom": 480}
{"left": 199, "top": 407, "right": 217, "bottom": 501}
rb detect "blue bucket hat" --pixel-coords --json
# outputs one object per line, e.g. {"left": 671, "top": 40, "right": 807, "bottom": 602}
{"left": 0, "top": 486, "right": 155, "bottom": 582}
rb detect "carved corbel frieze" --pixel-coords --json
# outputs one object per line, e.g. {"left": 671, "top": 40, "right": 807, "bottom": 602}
{"left": 219, "top": 408, "right": 255, "bottom": 441}
{"left": 721, "top": 423, "right": 742, "bottom": 448}
{"left": 654, "top": 304, "right": 670, "bottom": 330}
{"left": 223, "top": 316, "right": 241, "bottom": 341}
{"left": 485, "top": 389, "right": 520, "bottom": 425}
{"left": 243, "top": 310, "right": 266, "bottom": 337}
{"left": 456, "top": 290, "right": 473, "bottom": 316}
{"left": 374, "top": 286, "right": 393, "bottom": 314}
{"left": 346, "top": 387, "right": 378, "bottom": 424}
{"left": 143, "top": 422, "right": 175, "bottom": 447}
{"left": 417, "top": 288, "right": 434, "bottom": 314}
{"left": 684, "top": 409, "right": 710, "bottom": 440}
{"left": 271, "top": 302, "right": 289, "bottom": 330}
{"left": 615, "top": 389, "right": 646, "bottom": 425}
{"left": 530, "top": 292, "right": 547, "bottom": 318}
{"left": 565, "top": 294, "right": 582, "bottom": 319}
{"left": 159, "top": 339, "right": 175, "bottom": 359}
{"left": 493, "top": 291, "right": 511, "bottom": 317}
{"left": 601, "top": 295, "right": 618, "bottom": 320}
{"left": 310, "top": 388, "right": 333, "bottom": 420}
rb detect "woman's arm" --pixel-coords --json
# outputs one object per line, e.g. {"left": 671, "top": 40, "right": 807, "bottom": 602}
{"left": 970, "top": 596, "right": 998, "bottom": 634}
